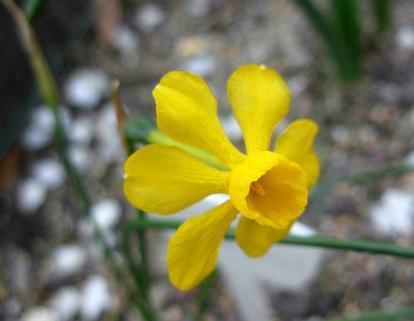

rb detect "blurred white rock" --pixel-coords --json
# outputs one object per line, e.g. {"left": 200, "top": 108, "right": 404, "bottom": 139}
{"left": 21, "top": 307, "right": 58, "bottom": 321}
{"left": 91, "top": 199, "right": 122, "bottom": 231}
{"left": 112, "top": 25, "right": 139, "bottom": 58}
{"left": 64, "top": 69, "right": 110, "bottom": 109}
{"left": 4, "top": 298, "right": 21, "bottom": 318}
{"left": 221, "top": 114, "right": 243, "bottom": 142}
{"left": 68, "top": 144, "right": 94, "bottom": 173}
{"left": 21, "top": 106, "right": 54, "bottom": 151}
{"left": 49, "top": 287, "right": 80, "bottom": 321}
{"left": 397, "top": 26, "right": 414, "bottom": 51}
{"left": 287, "top": 75, "right": 309, "bottom": 96}
{"left": 186, "top": 0, "right": 210, "bottom": 17}
{"left": 32, "top": 159, "right": 65, "bottom": 189}
{"left": 80, "top": 275, "right": 112, "bottom": 320}
{"left": 69, "top": 117, "right": 96, "bottom": 145}
{"left": 134, "top": 3, "right": 165, "bottom": 32}
{"left": 17, "top": 178, "right": 47, "bottom": 212}
{"left": 370, "top": 189, "right": 414, "bottom": 236}
{"left": 405, "top": 150, "right": 414, "bottom": 167}
{"left": 180, "top": 56, "right": 216, "bottom": 77}
{"left": 96, "top": 104, "right": 123, "bottom": 162}
{"left": 50, "top": 245, "right": 86, "bottom": 278}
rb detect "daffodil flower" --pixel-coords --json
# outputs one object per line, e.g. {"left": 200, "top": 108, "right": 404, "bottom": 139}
{"left": 124, "top": 64, "right": 320, "bottom": 291}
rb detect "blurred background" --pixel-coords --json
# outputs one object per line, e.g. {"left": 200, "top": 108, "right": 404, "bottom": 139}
{"left": 1, "top": 0, "right": 414, "bottom": 321}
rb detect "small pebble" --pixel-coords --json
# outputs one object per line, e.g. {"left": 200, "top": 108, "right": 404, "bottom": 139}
{"left": 405, "top": 150, "right": 414, "bottom": 167}
{"left": 91, "top": 199, "right": 122, "bottom": 231}
{"left": 397, "top": 26, "right": 414, "bottom": 51}
{"left": 64, "top": 69, "right": 110, "bottom": 109}
{"left": 370, "top": 189, "right": 414, "bottom": 236}
{"left": 50, "top": 287, "right": 80, "bottom": 321}
{"left": 21, "top": 307, "right": 58, "bottom": 321}
{"left": 81, "top": 275, "right": 112, "bottom": 320}
{"left": 21, "top": 107, "right": 54, "bottom": 151}
{"left": 180, "top": 56, "right": 216, "bottom": 77}
{"left": 17, "top": 178, "right": 47, "bottom": 212}
{"left": 134, "top": 3, "right": 165, "bottom": 32}
{"left": 96, "top": 104, "right": 123, "bottom": 162}
{"left": 69, "top": 117, "right": 96, "bottom": 145}
{"left": 112, "top": 25, "right": 139, "bottom": 57}
{"left": 68, "top": 144, "right": 94, "bottom": 173}
{"left": 32, "top": 159, "right": 65, "bottom": 189}
{"left": 50, "top": 245, "right": 87, "bottom": 278}
{"left": 186, "top": 0, "right": 210, "bottom": 17}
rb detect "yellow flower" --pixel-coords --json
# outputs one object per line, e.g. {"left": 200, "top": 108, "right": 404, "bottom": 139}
{"left": 124, "top": 64, "right": 320, "bottom": 291}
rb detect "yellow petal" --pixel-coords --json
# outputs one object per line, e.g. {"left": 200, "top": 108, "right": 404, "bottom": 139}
{"left": 167, "top": 201, "right": 237, "bottom": 291}
{"left": 124, "top": 144, "right": 229, "bottom": 214}
{"left": 227, "top": 64, "right": 290, "bottom": 154}
{"left": 229, "top": 151, "right": 308, "bottom": 229}
{"left": 153, "top": 71, "right": 245, "bottom": 168}
{"left": 274, "top": 119, "right": 320, "bottom": 188}
{"left": 236, "top": 217, "right": 291, "bottom": 257}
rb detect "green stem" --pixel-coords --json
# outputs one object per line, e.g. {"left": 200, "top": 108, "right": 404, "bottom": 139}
{"left": 195, "top": 269, "right": 218, "bottom": 321}
{"left": 24, "top": 0, "right": 44, "bottom": 23}
{"left": 373, "top": 0, "right": 391, "bottom": 33}
{"left": 4, "top": 0, "right": 127, "bottom": 307}
{"left": 326, "top": 307, "right": 414, "bottom": 321}
{"left": 125, "top": 218, "right": 414, "bottom": 260}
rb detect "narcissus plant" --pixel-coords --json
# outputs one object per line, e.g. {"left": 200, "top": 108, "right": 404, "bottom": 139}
{"left": 124, "top": 64, "right": 320, "bottom": 291}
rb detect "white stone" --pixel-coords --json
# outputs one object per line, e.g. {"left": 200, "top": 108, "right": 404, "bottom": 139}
{"left": 50, "top": 245, "right": 86, "bottom": 278}
{"left": 80, "top": 275, "right": 112, "bottom": 320}
{"left": 17, "top": 178, "right": 47, "bottom": 212}
{"left": 21, "top": 307, "right": 58, "bottom": 321}
{"left": 180, "top": 56, "right": 216, "bottom": 77}
{"left": 221, "top": 114, "right": 243, "bottom": 142}
{"left": 330, "top": 124, "right": 351, "bottom": 146}
{"left": 405, "top": 150, "right": 414, "bottom": 167}
{"left": 69, "top": 117, "right": 96, "bottom": 145}
{"left": 49, "top": 287, "right": 80, "bottom": 321}
{"left": 397, "top": 26, "right": 414, "bottom": 51}
{"left": 112, "top": 25, "right": 139, "bottom": 57}
{"left": 186, "top": 0, "right": 210, "bottom": 17}
{"left": 64, "top": 69, "right": 110, "bottom": 109}
{"left": 134, "top": 3, "right": 165, "bottom": 32}
{"left": 91, "top": 199, "right": 122, "bottom": 231}
{"left": 96, "top": 104, "right": 123, "bottom": 162}
{"left": 370, "top": 189, "right": 414, "bottom": 236}
{"left": 21, "top": 106, "right": 54, "bottom": 151}
{"left": 32, "top": 159, "right": 65, "bottom": 189}
{"left": 68, "top": 144, "right": 94, "bottom": 173}
{"left": 287, "top": 75, "right": 309, "bottom": 96}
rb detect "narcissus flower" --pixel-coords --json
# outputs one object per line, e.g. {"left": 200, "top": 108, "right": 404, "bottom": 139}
{"left": 124, "top": 64, "right": 319, "bottom": 291}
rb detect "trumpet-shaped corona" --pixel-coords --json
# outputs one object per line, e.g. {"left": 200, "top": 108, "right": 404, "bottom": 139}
{"left": 124, "top": 64, "right": 320, "bottom": 290}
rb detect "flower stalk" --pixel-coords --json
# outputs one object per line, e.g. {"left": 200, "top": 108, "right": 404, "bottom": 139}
{"left": 125, "top": 218, "right": 414, "bottom": 260}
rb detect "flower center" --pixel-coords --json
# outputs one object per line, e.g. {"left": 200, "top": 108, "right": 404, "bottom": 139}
{"left": 228, "top": 151, "right": 309, "bottom": 229}
{"left": 250, "top": 181, "right": 266, "bottom": 196}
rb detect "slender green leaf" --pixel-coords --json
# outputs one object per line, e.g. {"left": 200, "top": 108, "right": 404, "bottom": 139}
{"left": 373, "top": 0, "right": 391, "bottom": 32}
{"left": 125, "top": 218, "right": 414, "bottom": 260}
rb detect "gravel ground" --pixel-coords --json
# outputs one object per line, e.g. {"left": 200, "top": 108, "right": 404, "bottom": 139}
{"left": 1, "top": 1, "right": 414, "bottom": 321}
